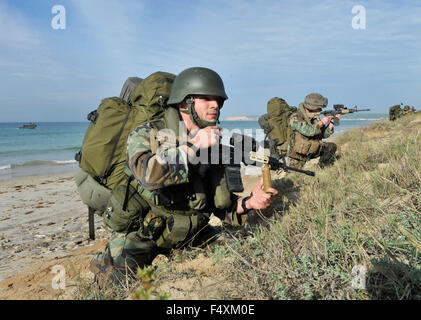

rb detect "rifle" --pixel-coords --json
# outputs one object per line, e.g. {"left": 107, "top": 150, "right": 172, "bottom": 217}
{"left": 320, "top": 104, "right": 370, "bottom": 126}
{"left": 206, "top": 133, "right": 315, "bottom": 193}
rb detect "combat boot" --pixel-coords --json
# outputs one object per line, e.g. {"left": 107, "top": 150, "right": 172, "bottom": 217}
{"left": 89, "top": 250, "right": 126, "bottom": 289}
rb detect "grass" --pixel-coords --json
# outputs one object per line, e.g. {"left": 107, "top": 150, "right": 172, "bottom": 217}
{"left": 76, "top": 112, "right": 421, "bottom": 300}
{"left": 209, "top": 112, "right": 421, "bottom": 300}
{"left": 73, "top": 264, "right": 171, "bottom": 300}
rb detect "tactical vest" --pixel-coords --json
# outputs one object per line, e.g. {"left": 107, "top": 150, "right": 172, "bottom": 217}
{"left": 133, "top": 107, "right": 233, "bottom": 217}
{"left": 104, "top": 107, "right": 233, "bottom": 248}
{"left": 289, "top": 104, "right": 322, "bottom": 160}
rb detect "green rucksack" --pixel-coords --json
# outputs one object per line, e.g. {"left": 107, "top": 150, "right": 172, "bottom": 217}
{"left": 259, "top": 97, "right": 297, "bottom": 157}
{"left": 74, "top": 71, "right": 176, "bottom": 239}
{"left": 389, "top": 104, "right": 402, "bottom": 121}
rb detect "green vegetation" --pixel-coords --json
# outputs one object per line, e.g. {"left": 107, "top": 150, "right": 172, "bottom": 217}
{"left": 213, "top": 112, "right": 421, "bottom": 299}
{"left": 77, "top": 112, "right": 420, "bottom": 300}
{"left": 131, "top": 266, "right": 171, "bottom": 300}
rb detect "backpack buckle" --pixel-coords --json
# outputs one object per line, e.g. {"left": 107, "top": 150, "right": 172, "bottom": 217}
{"left": 87, "top": 110, "right": 99, "bottom": 124}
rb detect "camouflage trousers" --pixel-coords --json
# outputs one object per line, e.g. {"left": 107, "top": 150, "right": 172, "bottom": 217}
{"left": 89, "top": 214, "right": 220, "bottom": 288}
{"left": 288, "top": 142, "right": 337, "bottom": 169}
{"left": 89, "top": 230, "right": 159, "bottom": 288}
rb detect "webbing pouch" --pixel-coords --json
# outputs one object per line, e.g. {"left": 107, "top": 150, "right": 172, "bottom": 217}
{"left": 293, "top": 134, "right": 320, "bottom": 155}
{"left": 103, "top": 183, "right": 150, "bottom": 234}
{"left": 74, "top": 170, "right": 112, "bottom": 213}
{"left": 155, "top": 215, "right": 192, "bottom": 249}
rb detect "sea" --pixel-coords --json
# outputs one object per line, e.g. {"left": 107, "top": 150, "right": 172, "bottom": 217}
{"left": 0, "top": 113, "right": 387, "bottom": 181}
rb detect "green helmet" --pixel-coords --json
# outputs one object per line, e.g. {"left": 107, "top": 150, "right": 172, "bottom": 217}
{"left": 303, "top": 93, "right": 328, "bottom": 111}
{"left": 168, "top": 67, "right": 228, "bottom": 128}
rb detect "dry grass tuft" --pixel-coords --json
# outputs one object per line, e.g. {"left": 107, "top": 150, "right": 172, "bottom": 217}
{"left": 78, "top": 113, "right": 421, "bottom": 300}
{"left": 213, "top": 112, "right": 421, "bottom": 300}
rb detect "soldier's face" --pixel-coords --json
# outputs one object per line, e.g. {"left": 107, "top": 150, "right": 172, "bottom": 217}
{"left": 193, "top": 95, "right": 220, "bottom": 122}
{"left": 305, "top": 106, "right": 322, "bottom": 118}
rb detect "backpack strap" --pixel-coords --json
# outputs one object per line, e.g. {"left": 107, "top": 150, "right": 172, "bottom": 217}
{"left": 149, "top": 128, "right": 159, "bottom": 154}
{"left": 102, "top": 106, "right": 133, "bottom": 184}
{"left": 122, "top": 174, "right": 135, "bottom": 212}
{"left": 87, "top": 110, "right": 99, "bottom": 124}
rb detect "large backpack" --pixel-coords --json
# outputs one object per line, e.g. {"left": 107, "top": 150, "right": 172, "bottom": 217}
{"left": 74, "top": 71, "right": 176, "bottom": 239}
{"left": 259, "top": 97, "right": 297, "bottom": 157}
{"left": 389, "top": 104, "right": 402, "bottom": 121}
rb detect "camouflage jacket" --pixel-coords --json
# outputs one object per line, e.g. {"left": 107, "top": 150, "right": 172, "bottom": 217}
{"left": 126, "top": 123, "right": 246, "bottom": 226}
{"left": 127, "top": 124, "right": 189, "bottom": 190}
{"left": 288, "top": 105, "right": 333, "bottom": 159}
{"left": 289, "top": 108, "right": 333, "bottom": 139}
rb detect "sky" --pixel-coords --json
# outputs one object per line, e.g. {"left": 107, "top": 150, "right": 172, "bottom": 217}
{"left": 0, "top": 0, "right": 420, "bottom": 121}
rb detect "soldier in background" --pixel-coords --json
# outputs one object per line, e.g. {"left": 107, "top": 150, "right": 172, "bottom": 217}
{"left": 389, "top": 104, "right": 402, "bottom": 121}
{"left": 287, "top": 93, "right": 340, "bottom": 169}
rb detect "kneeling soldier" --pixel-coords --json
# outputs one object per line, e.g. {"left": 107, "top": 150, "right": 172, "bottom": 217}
{"left": 288, "top": 93, "right": 340, "bottom": 169}
{"left": 90, "top": 67, "right": 278, "bottom": 287}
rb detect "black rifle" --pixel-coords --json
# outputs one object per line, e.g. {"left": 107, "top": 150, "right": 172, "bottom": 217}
{"left": 204, "top": 133, "right": 315, "bottom": 193}
{"left": 320, "top": 104, "right": 370, "bottom": 126}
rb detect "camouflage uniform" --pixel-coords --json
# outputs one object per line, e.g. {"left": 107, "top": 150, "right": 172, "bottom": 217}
{"left": 90, "top": 113, "right": 246, "bottom": 287}
{"left": 287, "top": 93, "right": 337, "bottom": 169}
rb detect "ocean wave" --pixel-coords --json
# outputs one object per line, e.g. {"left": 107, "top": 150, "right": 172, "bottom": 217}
{"left": 0, "top": 160, "right": 78, "bottom": 170}
{"left": 53, "top": 160, "right": 78, "bottom": 164}
{"left": 0, "top": 146, "right": 81, "bottom": 156}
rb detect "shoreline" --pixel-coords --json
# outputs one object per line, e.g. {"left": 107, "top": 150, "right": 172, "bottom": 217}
{"left": 0, "top": 117, "right": 385, "bottom": 181}
{"left": 0, "top": 163, "right": 80, "bottom": 182}
{"left": 0, "top": 119, "right": 377, "bottom": 182}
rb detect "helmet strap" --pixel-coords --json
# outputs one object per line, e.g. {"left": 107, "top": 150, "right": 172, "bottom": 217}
{"left": 181, "top": 96, "right": 219, "bottom": 128}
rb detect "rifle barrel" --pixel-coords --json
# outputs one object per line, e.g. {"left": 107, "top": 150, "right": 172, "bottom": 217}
{"left": 268, "top": 158, "right": 315, "bottom": 176}
{"left": 281, "top": 165, "right": 315, "bottom": 176}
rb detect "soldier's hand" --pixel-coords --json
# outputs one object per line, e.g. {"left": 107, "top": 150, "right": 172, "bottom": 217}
{"left": 190, "top": 126, "right": 222, "bottom": 149}
{"left": 328, "top": 114, "right": 341, "bottom": 130}
{"left": 318, "top": 116, "right": 333, "bottom": 127}
{"left": 247, "top": 178, "right": 278, "bottom": 210}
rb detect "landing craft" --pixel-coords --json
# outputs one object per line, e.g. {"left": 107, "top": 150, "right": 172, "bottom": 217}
{"left": 19, "top": 123, "right": 37, "bottom": 129}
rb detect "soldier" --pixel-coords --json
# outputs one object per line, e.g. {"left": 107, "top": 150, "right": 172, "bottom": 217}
{"left": 389, "top": 104, "right": 403, "bottom": 121}
{"left": 89, "top": 67, "right": 278, "bottom": 287}
{"left": 287, "top": 93, "right": 340, "bottom": 169}
{"left": 403, "top": 105, "right": 411, "bottom": 115}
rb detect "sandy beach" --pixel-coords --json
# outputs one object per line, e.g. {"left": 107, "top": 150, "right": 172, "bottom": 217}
{"left": 0, "top": 168, "right": 265, "bottom": 299}
{"left": 0, "top": 171, "right": 112, "bottom": 299}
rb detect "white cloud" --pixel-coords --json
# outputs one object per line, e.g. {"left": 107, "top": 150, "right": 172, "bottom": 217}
{"left": 0, "top": 3, "right": 44, "bottom": 51}
{"left": 1, "top": 0, "right": 421, "bottom": 120}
